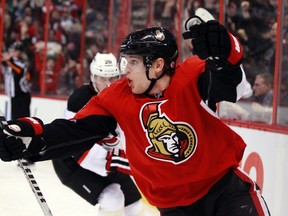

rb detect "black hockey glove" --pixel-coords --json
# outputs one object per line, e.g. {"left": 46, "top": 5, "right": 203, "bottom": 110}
{"left": 0, "top": 117, "right": 46, "bottom": 162}
{"left": 184, "top": 19, "right": 231, "bottom": 59}
{"left": 182, "top": 16, "right": 242, "bottom": 66}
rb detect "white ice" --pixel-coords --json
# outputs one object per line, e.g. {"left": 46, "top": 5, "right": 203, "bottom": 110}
{"left": 0, "top": 160, "right": 159, "bottom": 216}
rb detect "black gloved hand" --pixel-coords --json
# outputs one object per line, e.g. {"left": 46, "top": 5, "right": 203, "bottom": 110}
{"left": 187, "top": 20, "right": 231, "bottom": 60}
{"left": 0, "top": 135, "right": 27, "bottom": 161}
{"left": 0, "top": 117, "right": 45, "bottom": 162}
{"left": 182, "top": 16, "right": 230, "bottom": 59}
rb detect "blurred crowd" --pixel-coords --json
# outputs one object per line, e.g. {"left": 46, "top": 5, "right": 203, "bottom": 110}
{"left": 1, "top": 0, "right": 111, "bottom": 96}
{"left": 220, "top": 0, "right": 288, "bottom": 126}
{"left": 1, "top": 0, "right": 287, "bottom": 125}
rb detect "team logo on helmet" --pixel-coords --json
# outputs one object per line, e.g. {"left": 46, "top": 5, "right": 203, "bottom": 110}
{"left": 155, "top": 30, "right": 165, "bottom": 41}
{"left": 105, "top": 60, "right": 112, "bottom": 65}
{"left": 140, "top": 101, "right": 197, "bottom": 164}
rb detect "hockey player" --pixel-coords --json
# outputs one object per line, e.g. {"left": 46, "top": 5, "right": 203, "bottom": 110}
{"left": 0, "top": 16, "right": 271, "bottom": 215}
{"left": 52, "top": 53, "right": 143, "bottom": 216}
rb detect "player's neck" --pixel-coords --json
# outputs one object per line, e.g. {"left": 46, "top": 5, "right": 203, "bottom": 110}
{"left": 148, "top": 75, "right": 171, "bottom": 98}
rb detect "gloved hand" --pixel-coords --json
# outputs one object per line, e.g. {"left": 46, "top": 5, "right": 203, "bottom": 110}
{"left": 0, "top": 117, "right": 46, "bottom": 162}
{"left": 0, "top": 130, "right": 26, "bottom": 161}
{"left": 107, "top": 148, "right": 131, "bottom": 175}
{"left": 98, "top": 134, "right": 120, "bottom": 151}
{"left": 182, "top": 17, "right": 242, "bottom": 66}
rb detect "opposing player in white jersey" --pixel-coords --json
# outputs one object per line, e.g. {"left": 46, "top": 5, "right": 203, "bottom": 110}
{"left": 52, "top": 53, "right": 144, "bottom": 216}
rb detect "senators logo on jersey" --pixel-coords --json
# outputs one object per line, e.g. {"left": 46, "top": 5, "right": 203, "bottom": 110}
{"left": 140, "top": 101, "right": 197, "bottom": 164}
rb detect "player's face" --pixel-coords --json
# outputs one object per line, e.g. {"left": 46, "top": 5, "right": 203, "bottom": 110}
{"left": 253, "top": 76, "right": 270, "bottom": 97}
{"left": 121, "top": 55, "right": 155, "bottom": 94}
{"left": 92, "top": 75, "right": 119, "bottom": 92}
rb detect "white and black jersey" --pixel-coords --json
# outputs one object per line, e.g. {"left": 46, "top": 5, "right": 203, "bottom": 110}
{"left": 52, "top": 81, "right": 141, "bottom": 206}
{"left": 2, "top": 57, "right": 31, "bottom": 97}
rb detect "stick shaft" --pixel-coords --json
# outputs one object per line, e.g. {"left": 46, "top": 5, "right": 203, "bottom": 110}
{"left": 17, "top": 159, "right": 53, "bottom": 216}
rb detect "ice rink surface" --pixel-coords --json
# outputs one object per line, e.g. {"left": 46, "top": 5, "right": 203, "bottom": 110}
{"left": 0, "top": 160, "right": 159, "bottom": 216}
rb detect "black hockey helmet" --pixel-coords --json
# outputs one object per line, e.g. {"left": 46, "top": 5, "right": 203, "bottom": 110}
{"left": 120, "top": 27, "right": 178, "bottom": 74}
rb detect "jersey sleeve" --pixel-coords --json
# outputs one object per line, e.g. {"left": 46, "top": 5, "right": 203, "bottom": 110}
{"left": 197, "top": 63, "right": 252, "bottom": 111}
{"left": 67, "top": 84, "right": 96, "bottom": 112}
{"left": 34, "top": 113, "right": 117, "bottom": 161}
{"left": 31, "top": 94, "right": 118, "bottom": 161}
{"left": 74, "top": 94, "right": 112, "bottom": 118}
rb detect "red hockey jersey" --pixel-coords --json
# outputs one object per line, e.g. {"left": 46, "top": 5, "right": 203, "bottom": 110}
{"left": 75, "top": 56, "right": 247, "bottom": 208}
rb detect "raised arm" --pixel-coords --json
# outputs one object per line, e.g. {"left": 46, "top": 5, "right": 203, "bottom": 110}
{"left": 183, "top": 14, "right": 252, "bottom": 111}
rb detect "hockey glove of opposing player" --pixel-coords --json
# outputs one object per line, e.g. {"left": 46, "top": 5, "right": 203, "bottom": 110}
{"left": 0, "top": 117, "right": 46, "bottom": 161}
{"left": 107, "top": 148, "right": 131, "bottom": 175}
{"left": 182, "top": 17, "right": 242, "bottom": 66}
{"left": 98, "top": 134, "right": 120, "bottom": 151}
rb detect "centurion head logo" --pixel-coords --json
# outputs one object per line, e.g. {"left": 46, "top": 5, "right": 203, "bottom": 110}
{"left": 140, "top": 101, "right": 197, "bottom": 164}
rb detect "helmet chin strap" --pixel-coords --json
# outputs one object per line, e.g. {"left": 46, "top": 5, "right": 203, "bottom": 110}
{"left": 143, "top": 56, "right": 168, "bottom": 97}
{"left": 144, "top": 78, "right": 157, "bottom": 95}
{"left": 143, "top": 67, "right": 166, "bottom": 96}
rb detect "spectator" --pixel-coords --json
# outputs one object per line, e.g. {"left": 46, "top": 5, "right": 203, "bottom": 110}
{"left": 33, "top": 41, "right": 64, "bottom": 94}
{"left": 153, "top": 0, "right": 178, "bottom": 33}
{"left": 250, "top": 72, "right": 274, "bottom": 106}
{"left": 44, "top": 57, "right": 57, "bottom": 94}
{"left": 277, "top": 73, "right": 288, "bottom": 126}
{"left": 220, "top": 72, "right": 273, "bottom": 123}
{"left": 227, "top": 1, "right": 277, "bottom": 84}
{"left": 57, "top": 54, "right": 80, "bottom": 95}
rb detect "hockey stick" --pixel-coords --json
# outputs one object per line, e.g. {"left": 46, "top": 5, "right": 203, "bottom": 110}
{"left": 0, "top": 113, "right": 53, "bottom": 216}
